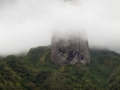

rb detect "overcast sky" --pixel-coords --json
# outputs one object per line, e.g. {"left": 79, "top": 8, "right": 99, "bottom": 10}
{"left": 0, "top": 0, "right": 120, "bottom": 56}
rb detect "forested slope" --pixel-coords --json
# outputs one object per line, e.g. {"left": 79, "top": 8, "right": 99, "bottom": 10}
{"left": 0, "top": 46, "right": 120, "bottom": 90}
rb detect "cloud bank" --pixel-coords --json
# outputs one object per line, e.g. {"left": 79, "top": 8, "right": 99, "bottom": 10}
{"left": 0, "top": 0, "right": 120, "bottom": 55}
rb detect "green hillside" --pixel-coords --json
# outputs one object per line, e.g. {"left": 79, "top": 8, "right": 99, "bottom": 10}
{"left": 0, "top": 46, "right": 120, "bottom": 90}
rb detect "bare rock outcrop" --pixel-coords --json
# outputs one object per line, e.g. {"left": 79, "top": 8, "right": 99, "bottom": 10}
{"left": 51, "top": 31, "right": 90, "bottom": 65}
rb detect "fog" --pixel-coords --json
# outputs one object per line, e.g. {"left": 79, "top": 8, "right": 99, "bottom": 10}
{"left": 0, "top": 0, "right": 120, "bottom": 56}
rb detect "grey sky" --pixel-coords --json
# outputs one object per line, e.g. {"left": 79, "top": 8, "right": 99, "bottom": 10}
{"left": 0, "top": 0, "right": 120, "bottom": 55}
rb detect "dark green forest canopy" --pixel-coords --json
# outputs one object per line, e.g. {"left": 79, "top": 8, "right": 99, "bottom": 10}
{"left": 0, "top": 46, "right": 120, "bottom": 90}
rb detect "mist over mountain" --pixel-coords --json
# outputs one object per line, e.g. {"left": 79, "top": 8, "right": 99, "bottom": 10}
{"left": 0, "top": 0, "right": 120, "bottom": 56}
{"left": 0, "top": 1, "right": 120, "bottom": 90}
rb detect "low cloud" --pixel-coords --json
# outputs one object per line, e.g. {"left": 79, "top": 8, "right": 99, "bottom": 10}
{"left": 0, "top": 0, "right": 120, "bottom": 56}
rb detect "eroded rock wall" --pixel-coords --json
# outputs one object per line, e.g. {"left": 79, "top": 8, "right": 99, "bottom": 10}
{"left": 51, "top": 31, "right": 90, "bottom": 65}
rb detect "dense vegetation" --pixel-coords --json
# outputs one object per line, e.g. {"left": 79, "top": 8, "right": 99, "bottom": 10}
{"left": 0, "top": 46, "right": 120, "bottom": 90}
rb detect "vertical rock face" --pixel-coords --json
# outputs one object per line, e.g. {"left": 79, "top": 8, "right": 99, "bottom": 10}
{"left": 51, "top": 31, "right": 90, "bottom": 65}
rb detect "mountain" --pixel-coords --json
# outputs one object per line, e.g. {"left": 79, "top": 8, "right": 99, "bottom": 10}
{"left": 51, "top": 31, "right": 90, "bottom": 65}
{"left": 0, "top": 46, "right": 120, "bottom": 90}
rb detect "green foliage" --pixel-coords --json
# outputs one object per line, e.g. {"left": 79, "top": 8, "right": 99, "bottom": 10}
{"left": 0, "top": 46, "right": 120, "bottom": 90}
{"left": 27, "top": 46, "right": 49, "bottom": 65}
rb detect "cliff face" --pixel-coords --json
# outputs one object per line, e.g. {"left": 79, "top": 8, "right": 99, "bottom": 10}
{"left": 51, "top": 31, "right": 90, "bottom": 65}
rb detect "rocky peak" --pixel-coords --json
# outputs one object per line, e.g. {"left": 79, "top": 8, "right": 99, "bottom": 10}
{"left": 51, "top": 31, "right": 90, "bottom": 65}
